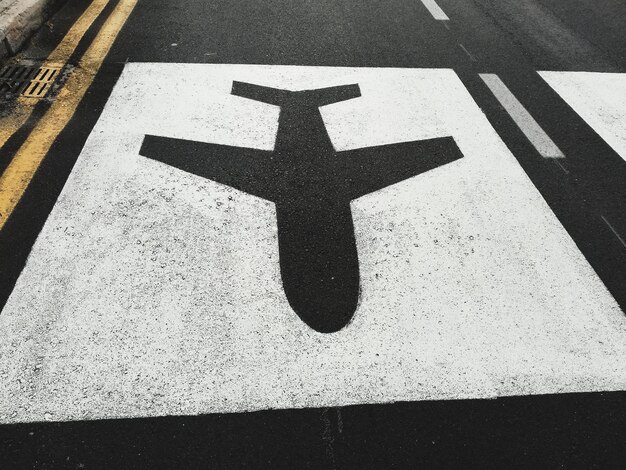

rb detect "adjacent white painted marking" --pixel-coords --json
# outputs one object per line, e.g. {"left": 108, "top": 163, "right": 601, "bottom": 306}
{"left": 480, "top": 73, "right": 565, "bottom": 159}
{"left": 419, "top": 0, "right": 449, "bottom": 21}
{"left": 1, "top": 64, "right": 625, "bottom": 424}
{"left": 540, "top": 72, "right": 626, "bottom": 163}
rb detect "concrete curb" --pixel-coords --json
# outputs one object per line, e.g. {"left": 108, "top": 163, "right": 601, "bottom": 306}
{"left": 0, "top": 0, "right": 64, "bottom": 61}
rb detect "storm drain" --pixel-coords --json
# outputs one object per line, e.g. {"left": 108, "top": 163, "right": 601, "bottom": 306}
{"left": 0, "top": 64, "right": 62, "bottom": 99}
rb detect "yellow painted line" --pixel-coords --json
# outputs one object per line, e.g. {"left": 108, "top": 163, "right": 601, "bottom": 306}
{"left": 0, "top": 106, "right": 33, "bottom": 150}
{"left": 0, "top": 0, "right": 139, "bottom": 229}
{"left": 0, "top": 0, "right": 112, "bottom": 150}
{"left": 46, "top": 0, "right": 112, "bottom": 64}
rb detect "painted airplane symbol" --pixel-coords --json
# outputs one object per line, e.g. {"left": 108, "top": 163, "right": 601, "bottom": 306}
{"left": 139, "top": 81, "right": 463, "bottom": 333}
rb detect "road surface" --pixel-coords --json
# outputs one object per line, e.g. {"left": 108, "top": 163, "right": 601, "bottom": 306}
{"left": 0, "top": 0, "right": 625, "bottom": 467}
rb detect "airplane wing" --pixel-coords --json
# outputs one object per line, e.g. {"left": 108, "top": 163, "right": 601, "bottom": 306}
{"left": 335, "top": 136, "right": 464, "bottom": 200}
{"left": 139, "top": 134, "right": 276, "bottom": 201}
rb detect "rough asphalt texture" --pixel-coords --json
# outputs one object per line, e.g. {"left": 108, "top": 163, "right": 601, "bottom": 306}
{"left": 0, "top": 0, "right": 625, "bottom": 468}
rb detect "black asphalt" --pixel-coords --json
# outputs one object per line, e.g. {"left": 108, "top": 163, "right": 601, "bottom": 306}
{"left": 1, "top": 0, "right": 625, "bottom": 467}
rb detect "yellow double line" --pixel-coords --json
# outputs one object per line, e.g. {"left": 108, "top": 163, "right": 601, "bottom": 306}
{"left": 0, "top": 0, "right": 138, "bottom": 230}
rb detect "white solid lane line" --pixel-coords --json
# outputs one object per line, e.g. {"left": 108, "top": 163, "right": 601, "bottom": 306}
{"left": 419, "top": 0, "right": 449, "bottom": 21}
{"left": 539, "top": 72, "right": 626, "bottom": 163}
{"left": 480, "top": 73, "right": 565, "bottom": 159}
{"left": 1, "top": 65, "right": 625, "bottom": 425}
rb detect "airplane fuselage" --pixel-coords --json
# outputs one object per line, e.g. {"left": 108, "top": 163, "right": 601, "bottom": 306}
{"left": 255, "top": 88, "right": 361, "bottom": 333}
{"left": 273, "top": 99, "right": 359, "bottom": 333}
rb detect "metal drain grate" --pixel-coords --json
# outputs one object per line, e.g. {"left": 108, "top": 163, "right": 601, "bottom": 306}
{"left": 0, "top": 64, "right": 62, "bottom": 99}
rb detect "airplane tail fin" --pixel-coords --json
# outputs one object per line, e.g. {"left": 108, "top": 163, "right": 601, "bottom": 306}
{"left": 231, "top": 81, "right": 361, "bottom": 107}
{"left": 302, "top": 83, "right": 361, "bottom": 106}
{"left": 231, "top": 81, "right": 291, "bottom": 106}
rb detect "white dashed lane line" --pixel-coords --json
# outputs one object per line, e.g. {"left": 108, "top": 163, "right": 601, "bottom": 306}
{"left": 479, "top": 73, "right": 565, "bottom": 159}
{"left": 419, "top": 0, "right": 450, "bottom": 21}
{"left": 458, "top": 44, "right": 477, "bottom": 62}
{"left": 602, "top": 216, "right": 626, "bottom": 249}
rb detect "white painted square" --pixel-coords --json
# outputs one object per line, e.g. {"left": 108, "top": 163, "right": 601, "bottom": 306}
{"left": 540, "top": 71, "right": 626, "bottom": 162}
{"left": 1, "top": 64, "right": 625, "bottom": 424}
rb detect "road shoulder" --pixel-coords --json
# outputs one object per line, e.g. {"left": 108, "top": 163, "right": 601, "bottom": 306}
{"left": 0, "top": 0, "right": 64, "bottom": 60}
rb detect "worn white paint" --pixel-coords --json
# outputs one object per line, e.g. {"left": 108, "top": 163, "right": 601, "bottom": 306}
{"left": 480, "top": 73, "right": 565, "bottom": 159}
{"left": 540, "top": 71, "right": 626, "bottom": 163}
{"left": 458, "top": 43, "right": 477, "bottom": 62}
{"left": 1, "top": 64, "right": 625, "bottom": 424}
{"left": 419, "top": 0, "right": 449, "bottom": 21}
{"left": 601, "top": 216, "right": 626, "bottom": 249}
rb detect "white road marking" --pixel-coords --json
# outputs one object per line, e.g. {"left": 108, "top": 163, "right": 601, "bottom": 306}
{"left": 419, "top": 0, "right": 449, "bottom": 21}
{"left": 1, "top": 64, "right": 625, "bottom": 424}
{"left": 480, "top": 73, "right": 565, "bottom": 159}
{"left": 458, "top": 44, "right": 476, "bottom": 62}
{"left": 552, "top": 158, "right": 569, "bottom": 174}
{"left": 601, "top": 216, "right": 626, "bottom": 249}
{"left": 539, "top": 72, "right": 626, "bottom": 163}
